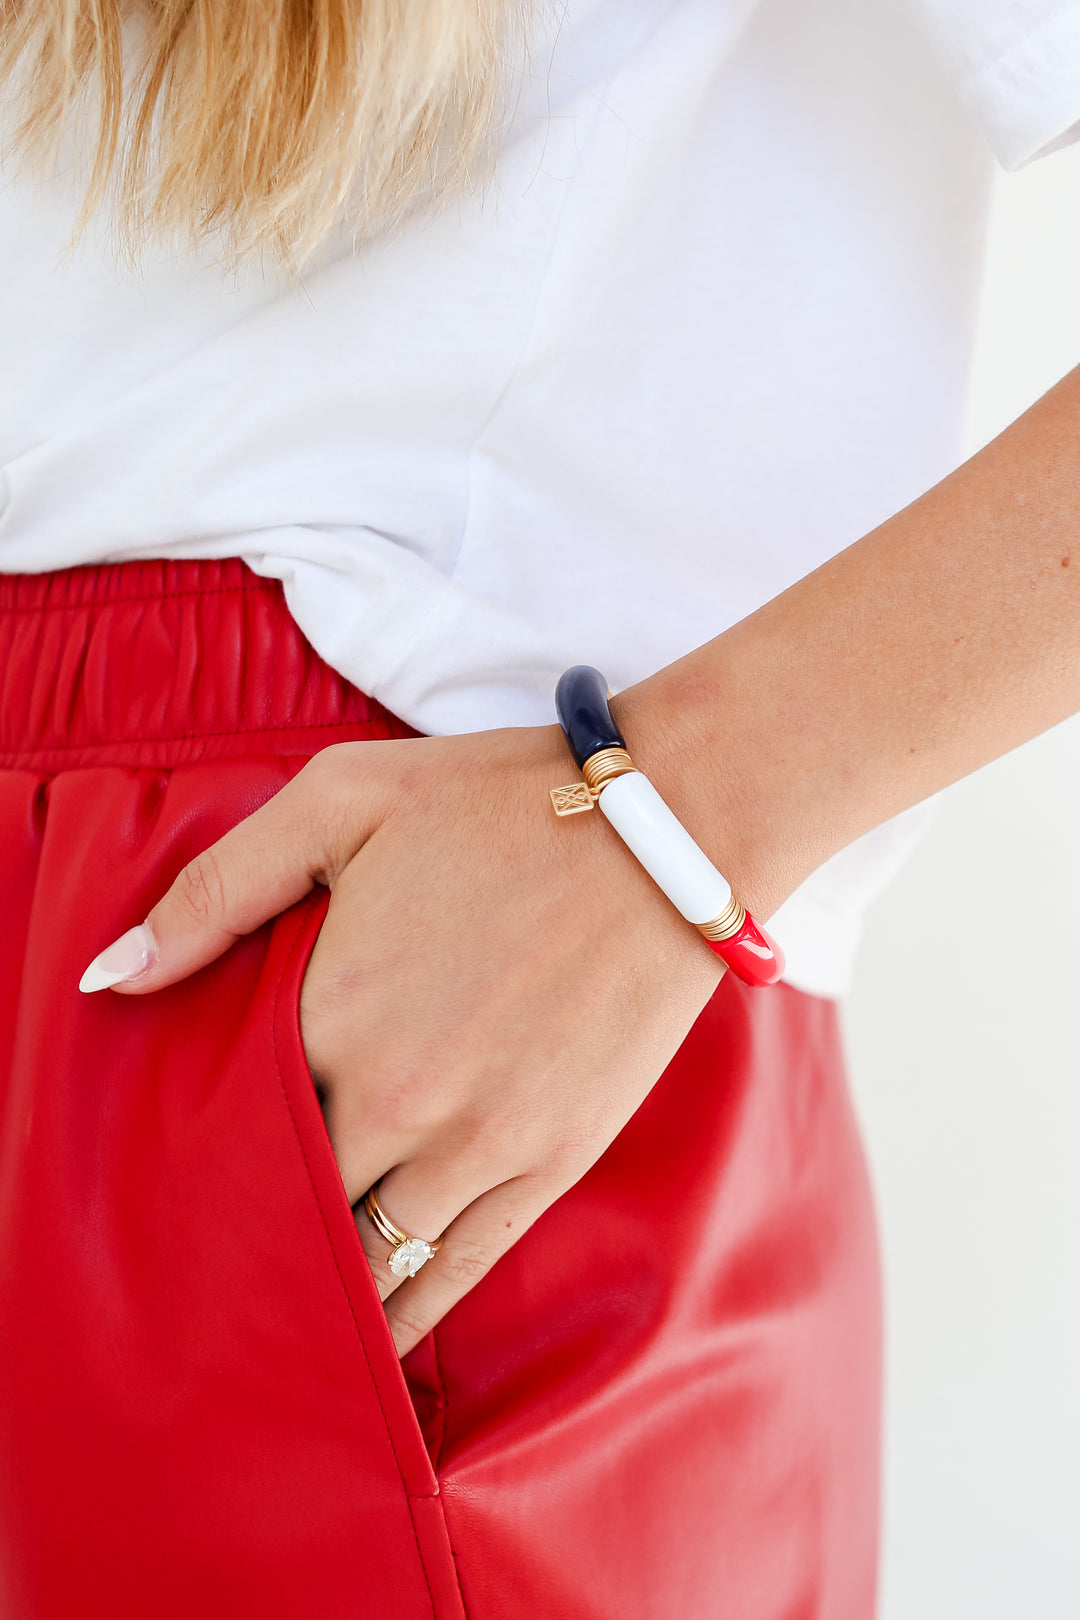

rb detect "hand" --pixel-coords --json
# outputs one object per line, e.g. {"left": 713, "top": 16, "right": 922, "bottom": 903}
{"left": 88, "top": 721, "right": 724, "bottom": 1356}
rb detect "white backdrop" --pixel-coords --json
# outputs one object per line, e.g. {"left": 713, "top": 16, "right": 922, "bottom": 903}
{"left": 844, "top": 142, "right": 1080, "bottom": 1618}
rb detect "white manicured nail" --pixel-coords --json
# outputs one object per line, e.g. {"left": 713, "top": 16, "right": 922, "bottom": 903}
{"left": 78, "top": 923, "right": 158, "bottom": 993}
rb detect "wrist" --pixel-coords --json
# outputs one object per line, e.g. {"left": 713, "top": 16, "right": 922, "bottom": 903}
{"left": 607, "top": 657, "right": 804, "bottom": 926}
{"left": 550, "top": 665, "right": 784, "bottom": 984}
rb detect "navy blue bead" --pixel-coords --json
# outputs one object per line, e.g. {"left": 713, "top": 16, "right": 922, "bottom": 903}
{"left": 554, "top": 665, "right": 626, "bottom": 768}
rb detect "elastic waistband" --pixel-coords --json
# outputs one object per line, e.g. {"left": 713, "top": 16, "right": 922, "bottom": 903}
{"left": 0, "top": 559, "right": 413, "bottom": 772}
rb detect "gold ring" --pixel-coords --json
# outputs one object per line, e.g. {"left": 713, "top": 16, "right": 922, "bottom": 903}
{"left": 362, "top": 1183, "right": 444, "bottom": 1279}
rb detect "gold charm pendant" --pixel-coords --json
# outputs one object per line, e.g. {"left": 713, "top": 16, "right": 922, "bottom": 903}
{"left": 549, "top": 781, "right": 596, "bottom": 816}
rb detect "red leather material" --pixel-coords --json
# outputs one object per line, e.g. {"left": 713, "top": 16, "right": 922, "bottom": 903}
{"left": 0, "top": 561, "right": 881, "bottom": 1619}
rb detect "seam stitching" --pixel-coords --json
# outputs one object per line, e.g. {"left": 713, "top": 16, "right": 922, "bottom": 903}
{"left": 430, "top": 1327, "right": 470, "bottom": 1617}
{"left": 0, "top": 581, "right": 278, "bottom": 615}
{"left": 432, "top": 1328, "right": 449, "bottom": 1474}
{"left": 270, "top": 912, "right": 439, "bottom": 1618}
{"left": 0, "top": 718, "right": 401, "bottom": 766}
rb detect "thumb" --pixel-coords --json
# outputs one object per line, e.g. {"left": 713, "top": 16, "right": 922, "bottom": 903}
{"left": 78, "top": 747, "right": 384, "bottom": 995}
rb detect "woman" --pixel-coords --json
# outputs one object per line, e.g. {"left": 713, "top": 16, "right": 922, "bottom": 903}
{"left": 1, "top": 1, "right": 1077, "bottom": 1616}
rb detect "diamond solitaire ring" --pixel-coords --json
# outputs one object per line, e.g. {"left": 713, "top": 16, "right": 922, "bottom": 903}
{"left": 362, "top": 1184, "right": 444, "bottom": 1279}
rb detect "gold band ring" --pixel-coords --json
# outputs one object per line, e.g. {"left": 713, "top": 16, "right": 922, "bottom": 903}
{"left": 362, "top": 1183, "right": 444, "bottom": 1279}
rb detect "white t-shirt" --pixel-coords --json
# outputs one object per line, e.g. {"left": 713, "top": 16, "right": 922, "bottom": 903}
{"left": 3, "top": 0, "right": 1079, "bottom": 996}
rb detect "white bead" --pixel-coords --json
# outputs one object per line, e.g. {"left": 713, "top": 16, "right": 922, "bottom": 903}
{"left": 597, "top": 771, "right": 731, "bottom": 926}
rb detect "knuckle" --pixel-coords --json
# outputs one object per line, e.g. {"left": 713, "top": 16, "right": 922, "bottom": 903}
{"left": 307, "top": 739, "right": 379, "bottom": 797}
{"left": 296, "top": 744, "right": 391, "bottom": 875}
{"left": 527, "top": 1133, "right": 588, "bottom": 1182}
{"left": 386, "top": 1302, "right": 431, "bottom": 1344}
{"left": 171, "top": 848, "right": 228, "bottom": 929}
{"left": 369, "top": 1063, "right": 456, "bottom": 1138}
{"left": 438, "top": 1236, "right": 501, "bottom": 1286}
{"left": 299, "top": 743, "right": 351, "bottom": 796}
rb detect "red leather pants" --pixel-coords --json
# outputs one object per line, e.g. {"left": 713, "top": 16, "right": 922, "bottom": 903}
{"left": 0, "top": 560, "right": 881, "bottom": 1619}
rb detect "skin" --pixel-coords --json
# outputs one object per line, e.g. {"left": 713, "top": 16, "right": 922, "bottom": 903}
{"left": 102, "top": 363, "right": 1080, "bottom": 1358}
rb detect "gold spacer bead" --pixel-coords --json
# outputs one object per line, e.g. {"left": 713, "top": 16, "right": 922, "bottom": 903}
{"left": 582, "top": 747, "right": 636, "bottom": 795}
{"left": 697, "top": 896, "right": 746, "bottom": 943}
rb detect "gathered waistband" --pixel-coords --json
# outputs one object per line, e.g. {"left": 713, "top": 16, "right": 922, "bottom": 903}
{"left": 0, "top": 558, "right": 413, "bottom": 772}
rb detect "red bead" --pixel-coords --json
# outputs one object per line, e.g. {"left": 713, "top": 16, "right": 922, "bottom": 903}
{"left": 705, "top": 910, "right": 785, "bottom": 987}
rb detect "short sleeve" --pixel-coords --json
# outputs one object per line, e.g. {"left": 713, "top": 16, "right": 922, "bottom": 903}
{"left": 897, "top": 0, "right": 1080, "bottom": 168}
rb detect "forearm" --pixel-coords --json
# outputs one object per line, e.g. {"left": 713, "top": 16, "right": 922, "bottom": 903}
{"left": 616, "top": 363, "right": 1080, "bottom": 921}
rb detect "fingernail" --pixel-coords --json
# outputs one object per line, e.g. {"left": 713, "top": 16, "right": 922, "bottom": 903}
{"left": 78, "top": 923, "right": 158, "bottom": 993}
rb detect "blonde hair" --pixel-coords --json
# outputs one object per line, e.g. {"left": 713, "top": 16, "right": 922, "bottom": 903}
{"left": 0, "top": 0, "right": 515, "bottom": 265}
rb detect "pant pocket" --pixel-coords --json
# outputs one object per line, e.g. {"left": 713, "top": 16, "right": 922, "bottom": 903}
{"left": 265, "top": 888, "right": 447, "bottom": 1500}
{"left": 1, "top": 871, "right": 463, "bottom": 1620}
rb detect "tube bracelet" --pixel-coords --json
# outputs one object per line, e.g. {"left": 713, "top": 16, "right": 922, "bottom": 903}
{"left": 550, "top": 665, "right": 784, "bottom": 988}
